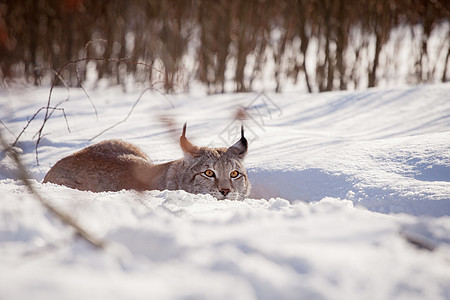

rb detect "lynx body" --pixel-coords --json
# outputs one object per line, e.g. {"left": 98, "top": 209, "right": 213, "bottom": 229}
{"left": 43, "top": 125, "right": 250, "bottom": 200}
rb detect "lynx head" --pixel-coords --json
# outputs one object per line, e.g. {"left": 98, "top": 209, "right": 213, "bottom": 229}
{"left": 178, "top": 124, "right": 251, "bottom": 200}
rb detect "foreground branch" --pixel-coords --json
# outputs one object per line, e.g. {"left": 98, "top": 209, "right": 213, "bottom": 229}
{"left": 0, "top": 130, "right": 106, "bottom": 250}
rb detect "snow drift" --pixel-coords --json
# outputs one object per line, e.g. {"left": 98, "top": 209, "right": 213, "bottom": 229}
{"left": 1, "top": 83, "right": 449, "bottom": 299}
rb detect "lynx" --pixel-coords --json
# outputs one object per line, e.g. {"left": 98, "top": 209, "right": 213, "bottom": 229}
{"left": 43, "top": 124, "right": 251, "bottom": 200}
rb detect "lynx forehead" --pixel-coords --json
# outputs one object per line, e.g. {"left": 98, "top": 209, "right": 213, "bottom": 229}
{"left": 43, "top": 124, "right": 251, "bottom": 200}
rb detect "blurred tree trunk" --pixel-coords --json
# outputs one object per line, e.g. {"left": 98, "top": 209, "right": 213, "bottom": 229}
{"left": 367, "top": 0, "right": 391, "bottom": 88}
{"left": 368, "top": 31, "right": 381, "bottom": 88}
{"left": 335, "top": 0, "right": 347, "bottom": 90}
{"left": 234, "top": 0, "right": 255, "bottom": 93}
{"left": 295, "top": 0, "right": 312, "bottom": 93}
{"left": 442, "top": 34, "right": 450, "bottom": 82}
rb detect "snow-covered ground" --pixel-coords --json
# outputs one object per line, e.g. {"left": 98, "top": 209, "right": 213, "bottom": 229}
{"left": 1, "top": 83, "right": 450, "bottom": 299}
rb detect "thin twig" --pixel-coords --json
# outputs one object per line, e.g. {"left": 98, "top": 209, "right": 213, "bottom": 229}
{"left": 88, "top": 78, "right": 175, "bottom": 141}
{"left": 75, "top": 64, "right": 98, "bottom": 121}
{"left": 12, "top": 106, "right": 71, "bottom": 148}
{"left": 11, "top": 69, "right": 71, "bottom": 148}
{"left": 32, "top": 107, "right": 71, "bottom": 140}
{"left": 77, "top": 40, "right": 101, "bottom": 120}
{"left": 82, "top": 39, "right": 108, "bottom": 59}
{"left": 89, "top": 86, "right": 153, "bottom": 141}
{"left": 149, "top": 80, "right": 175, "bottom": 109}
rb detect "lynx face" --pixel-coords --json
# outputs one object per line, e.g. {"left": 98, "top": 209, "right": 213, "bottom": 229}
{"left": 176, "top": 124, "right": 251, "bottom": 200}
{"left": 180, "top": 148, "right": 250, "bottom": 200}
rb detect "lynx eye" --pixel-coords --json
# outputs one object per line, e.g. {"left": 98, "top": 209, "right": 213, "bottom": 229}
{"left": 204, "top": 170, "right": 215, "bottom": 177}
{"left": 230, "top": 170, "right": 240, "bottom": 178}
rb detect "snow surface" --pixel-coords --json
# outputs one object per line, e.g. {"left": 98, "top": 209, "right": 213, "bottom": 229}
{"left": 1, "top": 83, "right": 450, "bottom": 299}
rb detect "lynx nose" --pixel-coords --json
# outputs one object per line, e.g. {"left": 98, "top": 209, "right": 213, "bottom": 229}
{"left": 219, "top": 188, "right": 231, "bottom": 196}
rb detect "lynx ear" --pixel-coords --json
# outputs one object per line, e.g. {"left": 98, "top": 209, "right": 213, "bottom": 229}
{"left": 180, "top": 123, "right": 201, "bottom": 157}
{"left": 226, "top": 125, "right": 248, "bottom": 159}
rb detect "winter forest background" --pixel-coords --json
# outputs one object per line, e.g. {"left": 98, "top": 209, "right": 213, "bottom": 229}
{"left": 1, "top": 2, "right": 450, "bottom": 299}
{"left": 0, "top": 0, "right": 449, "bottom": 93}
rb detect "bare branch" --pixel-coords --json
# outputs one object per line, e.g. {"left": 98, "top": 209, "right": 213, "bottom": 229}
{"left": 11, "top": 106, "right": 70, "bottom": 150}
{"left": 82, "top": 39, "right": 108, "bottom": 59}
{"left": 89, "top": 87, "right": 152, "bottom": 141}
{"left": 88, "top": 79, "right": 173, "bottom": 141}
{"left": 32, "top": 56, "right": 164, "bottom": 164}
{"left": 75, "top": 63, "right": 99, "bottom": 121}
{"left": 7, "top": 41, "right": 166, "bottom": 164}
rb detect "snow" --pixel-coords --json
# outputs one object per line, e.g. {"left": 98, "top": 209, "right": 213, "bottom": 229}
{"left": 1, "top": 83, "right": 450, "bottom": 299}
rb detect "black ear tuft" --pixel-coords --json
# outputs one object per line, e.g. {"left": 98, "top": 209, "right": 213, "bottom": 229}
{"left": 182, "top": 123, "right": 187, "bottom": 138}
{"left": 226, "top": 125, "right": 248, "bottom": 159}
{"left": 240, "top": 125, "right": 248, "bottom": 150}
